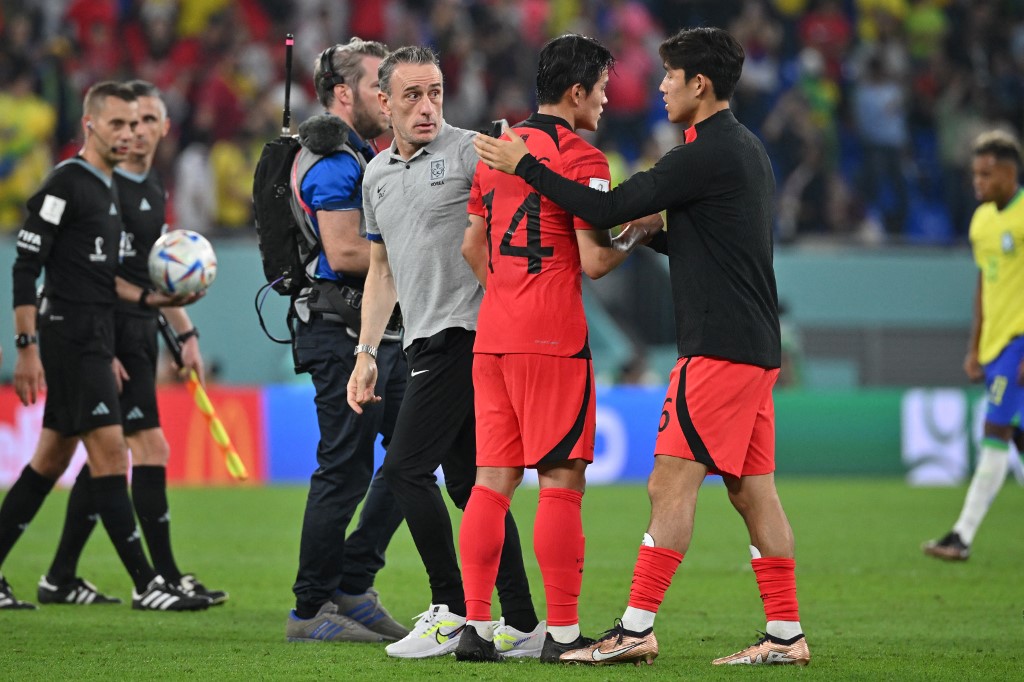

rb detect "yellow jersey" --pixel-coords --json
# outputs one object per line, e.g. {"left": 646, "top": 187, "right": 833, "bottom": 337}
{"left": 969, "top": 189, "right": 1024, "bottom": 364}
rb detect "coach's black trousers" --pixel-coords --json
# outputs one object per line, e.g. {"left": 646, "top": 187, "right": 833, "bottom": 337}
{"left": 383, "top": 328, "right": 535, "bottom": 618}
{"left": 292, "top": 316, "right": 406, "bottom": 614}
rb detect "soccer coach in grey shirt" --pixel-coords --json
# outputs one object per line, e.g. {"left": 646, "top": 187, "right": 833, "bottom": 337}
{"left": 346, "top": 46, "right": 540, "bottom": 659}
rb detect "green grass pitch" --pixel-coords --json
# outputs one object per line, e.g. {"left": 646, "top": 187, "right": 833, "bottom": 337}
{"left": 1, "top": 479, "right": 1021, "bottom": 680}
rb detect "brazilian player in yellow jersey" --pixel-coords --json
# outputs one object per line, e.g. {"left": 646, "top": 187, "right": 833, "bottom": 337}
{"left": 924, "top": 130, "right": 1024, "bottom": 561}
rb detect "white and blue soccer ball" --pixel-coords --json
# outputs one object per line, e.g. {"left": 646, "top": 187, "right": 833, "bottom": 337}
{"left": 148, "top": 229, "right": 217, "bottom": 296}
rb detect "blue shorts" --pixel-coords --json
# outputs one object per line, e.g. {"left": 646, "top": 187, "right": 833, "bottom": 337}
{"left": 983, "top": 335, "right": 1024, "bottom": 427}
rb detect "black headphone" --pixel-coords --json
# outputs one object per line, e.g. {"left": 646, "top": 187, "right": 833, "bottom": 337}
{"left": 319, "top": 46, "right": 344, "bottom": 90}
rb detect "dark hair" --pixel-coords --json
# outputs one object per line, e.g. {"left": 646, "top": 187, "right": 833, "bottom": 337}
{"left": 658, "top": 27, "right": 745, "bottom": 102}
{"left": 124, "top": 79, "right": 167, "bottom": 118}
{"left": 83, "top": 80, "right": 136, "bottom": 115}
{"left": 973, "top": 130, "right": 1022, "bottom": 168}
{"left": 315, "top": 37, "right": 389, "bottom": 108}
{"left": 378, "top": 45, "right": 441, "bottom": 96}
{"left": 536, "top": 34, "right": 614, "bottom": 105}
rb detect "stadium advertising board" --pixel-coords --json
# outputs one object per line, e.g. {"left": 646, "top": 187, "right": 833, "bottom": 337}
{"left": 3, "top": 385, "right": 1021, "bottom": 486}
{"left": 0, "top": 386, "right": 265, "bottom": 487}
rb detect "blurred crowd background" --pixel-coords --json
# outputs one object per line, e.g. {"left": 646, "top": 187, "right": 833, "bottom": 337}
{"left": 1, "top": 0, "right": 1022, "bottom": 386}
{"left": 1, "top": 0, "right": 1023, "bottom": 244}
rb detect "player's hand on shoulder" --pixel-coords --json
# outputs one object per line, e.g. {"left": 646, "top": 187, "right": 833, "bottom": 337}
{"left": 13, "top": 346, "right": 45, "bottom": 406}
{"left": 473, "top": 123, "right": 529, "bottom": 175}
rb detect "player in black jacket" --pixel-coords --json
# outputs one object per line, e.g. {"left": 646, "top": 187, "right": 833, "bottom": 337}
{"left": 0, "top": 81, "right": 206, "bottom": 611}
{"left": 474, "top": 27, "right": 810, "bottom": 667}
{"left": 36, "top": 80, "right": 226, "bottom": 607}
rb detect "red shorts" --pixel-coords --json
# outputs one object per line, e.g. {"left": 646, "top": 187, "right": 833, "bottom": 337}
{"left": 474, "top": 353, "right": 595, "bottom": 469}
{"left": 655, "top": 356, "right": 779, "bottom": 478}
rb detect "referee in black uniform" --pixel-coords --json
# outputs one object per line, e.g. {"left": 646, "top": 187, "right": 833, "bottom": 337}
{"left": 0, "top": 81, "right": 206, "bottom": 611}
{"left": 37, "top": 80, "right": 226, "bottom": 607}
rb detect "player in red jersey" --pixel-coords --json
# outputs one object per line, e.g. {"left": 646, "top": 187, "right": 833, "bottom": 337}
{"left": 453, "top": 34, "right": 659, "bottom": 663}
{"left": 475, "top": 27, "right": 809, "bottom": 667}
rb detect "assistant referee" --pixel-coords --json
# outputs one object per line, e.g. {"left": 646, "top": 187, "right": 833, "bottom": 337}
{"left": 0, "top": 81, "right": 206, "bottom": 611}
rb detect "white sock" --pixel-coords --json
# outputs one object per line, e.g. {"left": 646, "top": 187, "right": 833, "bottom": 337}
{"left": 766, "top": 620, "right": 802, "bottom": 640}
{"left": 467, "top": 619, "right": 494, "bottom": 640}
{"left": 547, "top": 623, "right": 580, "bottom": 644}
{"left": 621, "top": 606, "right": 656, "bottom": 632}
{"left": 953, "top": 442, "right": 1010, "bottom": 545}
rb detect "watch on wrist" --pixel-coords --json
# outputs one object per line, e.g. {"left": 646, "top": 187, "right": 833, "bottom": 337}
{"left": 354, "top": 343, "right": 378, "bottom": 359}
{"left": 138, "top": 287, "right": 154, "bottom": 309}
{"left": 176, "top": 328, "right": 199, "bottom": 344}
{"left": 15, "top": 333, "right": 38, "bottom": 349}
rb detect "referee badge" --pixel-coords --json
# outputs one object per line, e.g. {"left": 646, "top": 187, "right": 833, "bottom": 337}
{"left": 1001, "top": 231, "right": 1015, "bottom": 254}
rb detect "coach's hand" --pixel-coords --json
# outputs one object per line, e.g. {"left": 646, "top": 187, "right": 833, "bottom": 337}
{"left": 347, "top": 354, "right": 381, "bottom": 414}
{"left": 14, "top": 345, "right": 45, "bottom": 406}
{"left": 474, "top": 123, "right": 529, "bottom": 175}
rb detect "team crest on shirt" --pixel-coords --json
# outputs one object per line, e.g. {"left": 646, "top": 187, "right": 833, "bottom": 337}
{"left": 430, "top": 159, "right": 446, "bottom": 186}
{"left": 1001, "top": 231, "right": 1015, "bottom": 254}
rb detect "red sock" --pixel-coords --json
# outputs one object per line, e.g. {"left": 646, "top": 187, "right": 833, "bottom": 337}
{"left": 459, "top": 485, "right": 510, "bottom": 622}
{"left": 752, "top": 557, "right": 799, "bottom": 621}
{"left": 534, "top": 488, "right": 584, "bottom": 626}
{"left": 627, "top": 545, "right": 683, "bottom": 612}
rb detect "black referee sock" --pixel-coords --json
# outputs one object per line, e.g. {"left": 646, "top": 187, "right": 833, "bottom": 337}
{"left": 91, "top": 474, "right": 156, "bottom": 592}
{"left": 47, "top": 465, "right": 99, "bottom": 584}
{"left": 0, "top": 465, "right": 57, "bottom": 566}
{"left": 132, "top": 465, "right": 181, "bottom": 582}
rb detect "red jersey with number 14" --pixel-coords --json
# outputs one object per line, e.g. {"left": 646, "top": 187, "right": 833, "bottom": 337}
{"left": 468, "top": 114, "right": 610, "bottom": 356}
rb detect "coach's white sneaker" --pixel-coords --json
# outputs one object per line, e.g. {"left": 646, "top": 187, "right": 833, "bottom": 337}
{"left": 385, "top": 604, "right": 466, "bottom": 658}
{"left": 494, "top": 618, "right": 546, "bottom": 658}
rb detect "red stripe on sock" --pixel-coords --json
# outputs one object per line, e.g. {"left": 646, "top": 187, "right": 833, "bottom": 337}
{"left": 752, "top": 557, "right": 800, "bottom": 621}
{"left": 627, "top": 545, "right": 683, "bottom": 612}
{"left": 535, "top": 488, "right": 584, "bottom": 626}
{"left": 459, "top": 485, "right": 510, "bottom": 622}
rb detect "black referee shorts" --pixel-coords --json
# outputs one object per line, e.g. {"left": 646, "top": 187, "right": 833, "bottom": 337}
{"left": 40, "top": 303, "right": 121, "bottom": 437}
{"left": 115, "top": 312, "right": 161, "bottom": 434}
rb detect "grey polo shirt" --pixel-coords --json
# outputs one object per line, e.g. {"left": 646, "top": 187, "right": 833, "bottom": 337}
{"left": 363, "top": 122, "right": 483, "bottom": 348}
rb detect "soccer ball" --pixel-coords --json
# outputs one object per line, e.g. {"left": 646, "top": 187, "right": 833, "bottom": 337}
{"left": 148, "top": 229, "right": 218, "bottom": 296}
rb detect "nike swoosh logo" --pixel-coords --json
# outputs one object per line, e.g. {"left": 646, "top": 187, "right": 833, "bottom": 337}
{"left": 592, "top": 642, "right": 641, "bottom": 661}
{"left": 435, "top": 624, "right": 464, "bottom": 644}
{"left": 411, "top": 369, "right": 429, "bottom": 377}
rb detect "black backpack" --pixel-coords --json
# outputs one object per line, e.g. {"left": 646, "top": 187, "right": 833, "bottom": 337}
{"left": 252, "top": 134, "right": 311, "bottom": 298}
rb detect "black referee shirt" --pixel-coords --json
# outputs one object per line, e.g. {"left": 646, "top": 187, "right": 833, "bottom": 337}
{"left": 13, "top": 157, "right": 123, "bottom": 308}
{"left": 114, "top": 167, "right": 167, "bottom": 318}
{"left": 516, "top": 109, "right": 781, "bottom": 369}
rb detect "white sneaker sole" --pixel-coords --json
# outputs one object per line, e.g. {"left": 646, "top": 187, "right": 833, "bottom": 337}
{"left": 386, "top": 636, "right": 462, "bottom": 658}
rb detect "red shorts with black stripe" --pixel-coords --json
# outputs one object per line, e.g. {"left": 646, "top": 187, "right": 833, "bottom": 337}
{"left": 655, "top": 355, "right": 779, "bottom": 478}
{"left": 474, "top": 353, "right": 595, "bottom": 469}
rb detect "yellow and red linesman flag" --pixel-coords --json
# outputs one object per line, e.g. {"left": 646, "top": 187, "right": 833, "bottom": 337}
{"left": 183, "top": 369, "right": 248, "bottom": 480}
{"left": 157, "top": 314, "right": 247, "bottom": 480}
